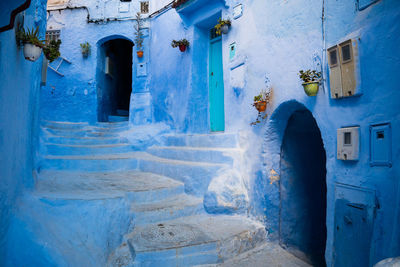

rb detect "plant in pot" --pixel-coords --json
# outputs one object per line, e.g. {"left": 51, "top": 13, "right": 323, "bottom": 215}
{"left": 171, "top": 39, "right": 190, "bottom": 52}
{"left": 80, "top": 42, "right": 91, "bottom": 58}
{"left": 172, "top": 0, "right": 189, "bottom": 8}
{"left": 17, "top": 26, "right": 45, "bottom": 62}
{"left": 251, "top": 90, "right": 270, "bottom": 125}
{"left": 298, "top": 69, "right": 322, "bottom": 96}
{"left": 43, "top": 40, "right": 61, "bottom": 62}
{"left": 215, "top": 18, "right": 231, "bottom": 35}
{"left": 134, "top": 12, "right": 144, "bottom": 58}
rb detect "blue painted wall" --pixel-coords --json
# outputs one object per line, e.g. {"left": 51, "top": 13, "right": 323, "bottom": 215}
{"left": 0, "top": 0, "right": 47, "bottom": 260}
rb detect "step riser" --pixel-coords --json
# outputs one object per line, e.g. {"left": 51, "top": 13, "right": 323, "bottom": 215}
{"left": 42, "top": 129, "right": 121, "bottom": 138}
{"left": 163, "top": 134, "right": 238, "bottom": 148}
{"left": 41, "top": 122, "right": 88, "bottom": 130}
{"left": 147, "top": 147, "right": 234, "bottom": 165}
{"left": 132, "top": 242, "right": 219, "bottom": 267}
{"left": 139, "top": 160, "right": 224, "bottom": 196}
{"left": 44, "top": 145, "right": 134, "bottom": 156}
{"left": 133, "top": 205, "right": 205, "bottom": 226}
{"left": 43, "top": 137, "right": 128, "bottom": 145}
{"left": 38, "top": 158, "right": 138, "bottom": 172}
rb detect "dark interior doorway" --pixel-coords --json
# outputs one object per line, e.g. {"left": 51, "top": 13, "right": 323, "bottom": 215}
{"left": 279, "top": 110, "right": 327, "bottom": 266}
{"left": 97, "top": 38, "right": 133, "bottom": 122}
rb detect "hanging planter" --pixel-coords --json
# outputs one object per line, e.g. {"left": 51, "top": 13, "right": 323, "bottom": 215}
{"left": 134, "top": 12, "right": 144, "bottom": 58}
{"left": 251, "top": 90, "right": 271, "bottom": 125}
{"left": 17, "top": 26, "right": 45, "bottom": 62}
{"left": 137, "top": 50, "right": 144, "bottom": 58}
{"left": 215, "top": 18, "right": 231, "bottom": 35}
{"left": 171, "top": 39, "right": 190, "bottom": 52}
{"left": 23, "top": 43, "right": 42, "bottom": 62}
{"left": 43, "top": 40, "right": 61, "bottom": 62}
{"left": 298, "top": 70, "right": 322, "bottom": 96}
{"left": 80, "top": 42, "right": 91, "bottom": 58}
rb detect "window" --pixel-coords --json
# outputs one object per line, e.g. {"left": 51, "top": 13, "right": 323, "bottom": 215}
{"left": 344, "top": 132, "right": 352, "bottom": 145}
{"left": 341, "top": 42, "right": 352, "bottom": 63}
{"left": 140, "top": 1, "right": 149, "bottom": 13}
{"left": 45, "top": 30, "right": 60, "bottom": 44}
{"left": 329, "top": 48, "right": 338, "bottom": 66}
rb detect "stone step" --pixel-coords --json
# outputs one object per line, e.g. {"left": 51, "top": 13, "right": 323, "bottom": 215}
{"left": 35, "top": 170, "right": 184, "bottom": 202}
{"left": 108, "top": 215, "right": 267, "bottom": 267}
{"left": 108, "top": 115, "right": 129, "bottom": 122}
{"left": 43, "top": 143, "right": 135, "bottom": 156}
{"left": 43, "top": 136, "right": 129, "bottom": 145}
{"left": 147, "top": 146, "right": 239, "bottom": 164}
{"left": 132, "top": 194, "right": 204, "bottom": 225}
{"left": 37, "top": 152, "right": 145, "bottom": 172}
{"left": 42, "top": 128, "right": 121, "bottom": 138}
{"left": 41, "top": 120, "right": 89, "bottom": 130}
{"left": 162, "top": 133, "right": 238, "bottom": 148}
{"left": 137, "top": 153, "right": 228, "bottom": 196}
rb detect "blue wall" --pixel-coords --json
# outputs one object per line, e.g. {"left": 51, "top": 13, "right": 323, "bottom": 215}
{"left": 0, "top": 0, "right": 47, "bottom": 259}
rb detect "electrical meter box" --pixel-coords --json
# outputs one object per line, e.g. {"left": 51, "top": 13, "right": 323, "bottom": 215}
{"left": 137, "top": 62, "right": 147, "bottom": 77}
{"left": 337, "top": 127, "right": 360, "bottom": 161}
{"left": 370, "top": 123, "right": 392, "bottom": 167}
{"left": 327, "top": 38, "right": 361, "bottom": 99}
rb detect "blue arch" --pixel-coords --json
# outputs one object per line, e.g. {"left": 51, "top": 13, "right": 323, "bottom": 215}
{"left": 97, "top": 34, "right": 134, "bottom": 47}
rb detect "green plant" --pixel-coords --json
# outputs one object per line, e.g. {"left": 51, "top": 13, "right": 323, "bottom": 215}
{"left": 214, "top": 18, "right": 231, "bottom": 35}
{"left": 253, "top": 90, "right": 270, "bottom": 102}
{"left": 17, "top": 26, "right": 45, "bottom": 47}
{"left": 80, "top": 42, "right": 91, "bottom": 56}
{"left": 134, "top": 12, "right": 144, "bottom": 50}
{"left": 43, "top": 40, "right": 61, "bottom": 62}
{"left": 171, "top": 39, "right": 190, "bottom": 48}
{"left": 298, "top": 69, "right": 321, "bottom": 83}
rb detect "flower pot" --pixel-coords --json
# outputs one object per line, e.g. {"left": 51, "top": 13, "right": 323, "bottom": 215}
{"left": 254, "top": 101, "right": 267, "bottom": 112}
{"left": 221, "top": 24, "right": 230, "bottom": 34}
{"left": 137, "top": 51, "right": 144, "bottom": 58}
{"left": 179, "top": 44, "right": 187, "bottom": 52}
{"left": 23, "top": 43, "right": 42, "bottom": 62}
{"left": 302, "top": 81, "right": 319, "bottom": 96}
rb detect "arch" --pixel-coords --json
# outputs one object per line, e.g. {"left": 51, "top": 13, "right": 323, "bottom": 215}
{"left": 96, "top": 34, "right": 134, "bottom": 47}
{"left": 262, "top": 100, "right": 327, "bottom": 266}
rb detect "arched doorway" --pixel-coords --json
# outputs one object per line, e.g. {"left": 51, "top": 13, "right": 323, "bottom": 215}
{"left": 97, "top": 38, "right": 133, "bottom": 122}
{"left": 279, "top": 109, "right": 327, "bottom": 266}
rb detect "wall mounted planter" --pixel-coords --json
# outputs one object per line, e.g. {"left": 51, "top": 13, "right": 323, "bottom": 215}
{"left": 137, "top": 51, "right": 144, "bottom": 58}
{"left": 302, "top": 81, "right": 319, "bottom": 96}
{"left": 179, "top": 45, "right": 187, "bottom": 52}
{"left": 221, "top": 25, "right": 229, "bottom": 34}
{"left": 254, "top": 101, "right": 267, "bottom": 112}
{"left": 23, "top": 43, "right": 42, "bottom": 61}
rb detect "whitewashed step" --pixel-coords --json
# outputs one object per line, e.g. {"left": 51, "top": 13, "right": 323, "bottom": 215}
{"left": 35, "top": 170, "right": 184, "bottom": 202}
{"left": 108, "top": 215, "right": 267, "bottom": 267}
{"left": 147, "top": 146, "right": 239, "bottom": 164}
{"left": 43, "top": 136, "right": 129, "bottom": 145}
{"left": 44, "top": 143, "right": 134, "bottom": 156}
{"left": 132, "top": 194, "right": 204, "bottom": 225}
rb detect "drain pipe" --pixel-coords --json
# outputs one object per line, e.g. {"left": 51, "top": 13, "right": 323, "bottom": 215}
{"left": 321, "top": 0, "right": 327, "bottom": 93}
{"left": 0, "top": 0, "right": 32, "bottom": 33}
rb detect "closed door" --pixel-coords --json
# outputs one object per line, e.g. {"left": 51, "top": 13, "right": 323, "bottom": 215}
{"left": 209, "top": 34, "right": 225, "bottom": 132}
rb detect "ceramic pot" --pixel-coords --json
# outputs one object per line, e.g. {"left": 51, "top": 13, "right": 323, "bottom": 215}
{"left": 254, "top": 101, "right": 267, "bottom": 112}
{"left": 302, "top": 81, "right": 319, "bottom": 96}
{"left": 179, "top": 44, "right": 187, "bottom": 52}
{"left": 221, "top": 24, "right": 229, "bottom": 34}
{"left": 23, "top": 43, "right": 42, "bottom": 62}
{"left": 137, "top": 50, "right": 144, "bottom": 58}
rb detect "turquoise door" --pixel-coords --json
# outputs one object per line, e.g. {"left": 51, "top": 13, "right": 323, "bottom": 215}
{"left": 209, "top": 35, "right": 225, "bottom": 132}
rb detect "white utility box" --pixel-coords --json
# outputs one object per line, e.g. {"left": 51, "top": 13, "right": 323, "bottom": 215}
{"left": 337, "top": 126, "right": 360, "bottom": 161}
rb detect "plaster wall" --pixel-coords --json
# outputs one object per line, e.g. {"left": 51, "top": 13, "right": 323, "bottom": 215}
{"left": 0, "top": 0, "right": 47, "bottom": 260}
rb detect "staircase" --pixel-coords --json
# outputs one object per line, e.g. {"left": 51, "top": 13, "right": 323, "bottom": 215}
{"left": 35, "top": 121, "right": 267, "bottom": 267}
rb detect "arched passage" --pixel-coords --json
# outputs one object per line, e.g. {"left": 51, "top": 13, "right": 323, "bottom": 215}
{"left": 96, "top": 37, "right": 133, "bottom": 122}
{"left": 279, "top": 109, "right": 327, "bottom": 266}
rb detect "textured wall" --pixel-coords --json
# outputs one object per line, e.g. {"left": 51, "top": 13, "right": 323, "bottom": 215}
{"left": 0, "top": 0, "right": 47, "bottom": 260}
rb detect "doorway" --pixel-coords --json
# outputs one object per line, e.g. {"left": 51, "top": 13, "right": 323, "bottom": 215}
{"left": 97, "top": 38, "right": 133, "bottom": 122}
{"left": 279, "top": 110, "right": 327, "bottom": 266}
{"left": 209, "top": 28, "right": 224, "bottom": 132}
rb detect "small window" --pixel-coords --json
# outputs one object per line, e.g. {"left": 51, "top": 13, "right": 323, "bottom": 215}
{"left": 341, "top": 42, "right": 352, "bottom": 62}
{"left": 140, "top": 1, "right": 149, "bottom": 13}
{"left": 45, "top": 30, "right": 60, "bottom": 44}
{"left": 344, "top": 132, "right": 352, "bottom": 145}
{"left": 329, "top": 48, "right": 338, "bottom": 66}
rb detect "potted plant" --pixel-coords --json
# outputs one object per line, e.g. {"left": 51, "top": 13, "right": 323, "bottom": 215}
{"left": 43, "top": 40, "right": 61, "bottom": 62}
{"left": 171, "top": 39, "right": 190, "bottom": 52}
{"left": 80, "top": 42, "right": 91, "bottom": 58}
{"left": 298, "top": 69, "right": 322, "bottom": 96}
{"left": 215, "top": 18, "right": 231, "bottom": 35}
{"left": 17, "top": 26, "right": 45, "bottom": 62}
{"left": 251, "top": 90, "right": 270, "bottom": 125}
{"left": 134, "top": 12, "right": 144, "bottom": 58}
